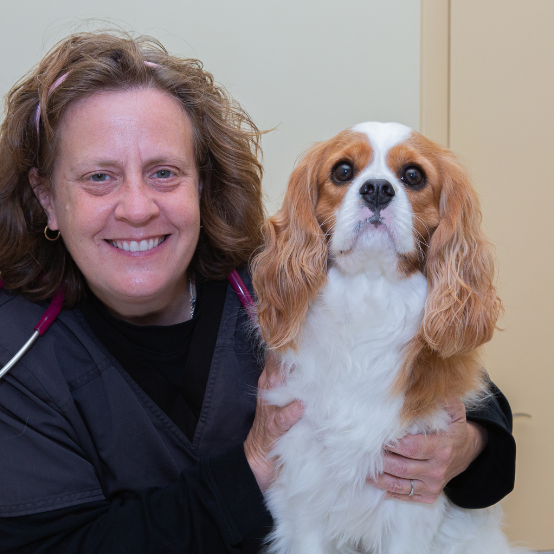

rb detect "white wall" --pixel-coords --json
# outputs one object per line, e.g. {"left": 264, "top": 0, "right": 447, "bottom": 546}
{"left": 0, "top": 0, "right": 420, "bottom": 214}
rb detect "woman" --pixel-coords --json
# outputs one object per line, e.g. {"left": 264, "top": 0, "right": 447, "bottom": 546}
{"left": 0, "top": 31, "right": 515, "bottom": 553}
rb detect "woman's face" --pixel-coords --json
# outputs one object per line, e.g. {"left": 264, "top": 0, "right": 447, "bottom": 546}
{"left": 34, "top": 88, "right": 201, "bottom": 324}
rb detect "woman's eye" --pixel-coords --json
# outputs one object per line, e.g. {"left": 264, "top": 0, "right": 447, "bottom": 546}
{"left": 331, "top": 162, "right": 354, "bottom": 184}
{"left": 153, "top": 169, "right": 173, "bottom": 179}
{"left": 90, "top": 173, "right": 111, "bottom": 182}
{"left": 401, "top": 166, "right": 426, "bottom": 188}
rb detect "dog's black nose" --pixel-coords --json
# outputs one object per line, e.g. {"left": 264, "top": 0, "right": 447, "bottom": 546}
{"left": 359, "top": 179, "right": 395, "bottom": 210}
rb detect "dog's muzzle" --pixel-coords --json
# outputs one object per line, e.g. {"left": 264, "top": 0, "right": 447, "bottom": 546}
{"left": 359, "top": 179, "right": 395, "bottom": 226}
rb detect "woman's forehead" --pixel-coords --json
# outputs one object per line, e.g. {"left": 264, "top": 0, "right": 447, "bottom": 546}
{"left": 56, "top": 89, "right": 195, "bottom": 166}
{"left": 60, "top": 88, "right": 190, "bottom": 132}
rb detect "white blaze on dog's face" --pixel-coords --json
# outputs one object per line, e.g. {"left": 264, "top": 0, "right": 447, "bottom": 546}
{"left": 316, "top": 122, "right": 442, "bottom": 276}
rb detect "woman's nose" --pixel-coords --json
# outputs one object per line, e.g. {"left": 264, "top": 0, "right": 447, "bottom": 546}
{"left": 114, "top": 177, "right": 160, "bottom": 224}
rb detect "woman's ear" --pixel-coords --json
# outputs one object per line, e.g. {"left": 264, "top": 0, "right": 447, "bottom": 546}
{"left": 29, "top": 168, "right": 59, "bottom": 230}
{"left": 422, "top": 151, "right": 503, "bottom": 357}
{"left": 252, "top": 144, "right": 328, "bottom": 352}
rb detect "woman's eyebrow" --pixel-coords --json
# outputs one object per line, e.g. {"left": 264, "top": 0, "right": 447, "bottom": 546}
{"left": 70, "top": 156, "right": 193, "bottom": 170}
{"left": 142, "top": 156, "right": 193, "bottom": 167}
{"left": 75, "top": 159, "right": 120, "bottom": 168}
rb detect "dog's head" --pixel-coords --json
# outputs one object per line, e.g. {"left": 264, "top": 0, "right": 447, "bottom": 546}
{"left": 252, "top": 122, "right": 502, "bottom": 356}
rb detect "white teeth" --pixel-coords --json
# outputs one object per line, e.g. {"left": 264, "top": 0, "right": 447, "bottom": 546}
{"left": 110, "top": 236, "right": 165, "bottom": 252}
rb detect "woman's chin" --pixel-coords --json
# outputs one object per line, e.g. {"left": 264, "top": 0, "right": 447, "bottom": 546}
{"left": 89, "top": 276, "right": 188, "bottom": 319}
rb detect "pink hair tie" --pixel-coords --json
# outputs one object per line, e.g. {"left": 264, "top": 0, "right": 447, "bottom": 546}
{"left": 35, "top": 73, "right": 68, "bottom": 145}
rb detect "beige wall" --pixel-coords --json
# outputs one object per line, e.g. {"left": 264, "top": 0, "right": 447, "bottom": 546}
{"left": 422, "top": 0, "right": 554, "bottom": 550}
{"left": 420, "top": 0, "right": 449, "bottom": 146}
{"left": 450, "top": 1, "right": 554, "bottom": 549}
{"left": 0, "top": 0, "right": 421, "bottom": 215}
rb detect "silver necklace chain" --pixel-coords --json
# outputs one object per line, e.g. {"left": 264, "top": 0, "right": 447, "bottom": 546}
{"left": 189, "top": 278, "right": 196, "bottom": 319}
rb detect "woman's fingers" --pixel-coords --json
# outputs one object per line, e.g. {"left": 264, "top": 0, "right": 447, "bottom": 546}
{"left": 368, "top": 449, "right": 439, "bottom": 504}
{"left": 245, "top": 398, "right": 303, "bottom": 492}
{"left": 368, "top": 398, "right": 488, "bottom": 504}
{"left": 371, "top": 471, "right": 424, "bottom": 502}
{"left": 244, "top": 358, "right": 303, "bottom": 492}
{"left": 273, "top": 400, "right": 304, "bottom": 433}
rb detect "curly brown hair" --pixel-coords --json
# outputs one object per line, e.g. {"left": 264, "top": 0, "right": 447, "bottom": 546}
{"left": 0, "top": 30, "right": 265, "bottom": 306}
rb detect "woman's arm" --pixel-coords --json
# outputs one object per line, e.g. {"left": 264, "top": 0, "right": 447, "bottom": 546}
{"left": 446, "top": 383, "right": 516, "bottom": 508}
{"left": 0, "top": 445, "right": 272, "bottom": 554}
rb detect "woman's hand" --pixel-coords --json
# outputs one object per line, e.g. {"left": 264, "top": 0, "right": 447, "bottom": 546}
{"left": 244, "top": 353, "right": 304, "bottom": 492}
{"left": 368, "top": 398, "right": 488, "bottom": 503}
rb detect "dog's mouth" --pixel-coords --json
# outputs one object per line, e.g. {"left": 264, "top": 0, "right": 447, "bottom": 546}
{"left": 356, "top": 214, "right": 390, "bottom": 235}
{"left": 333, "top": 216, "right": 393, "bottom": 256}
{"left": 369, "top": 214, "right": 383, "bottom": 227}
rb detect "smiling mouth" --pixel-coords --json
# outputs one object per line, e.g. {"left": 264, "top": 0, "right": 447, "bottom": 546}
{"left": 107, "top": 236, "right": 167, "bottom": 252}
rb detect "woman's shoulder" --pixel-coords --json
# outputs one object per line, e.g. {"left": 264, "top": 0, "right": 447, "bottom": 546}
{"left": 0, "top": 288, "right": 46, "bottom": 330}
{"left": 0, "top": 289, "right": 115, "bottom": 409}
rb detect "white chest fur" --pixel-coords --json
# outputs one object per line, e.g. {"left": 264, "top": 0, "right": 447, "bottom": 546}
{"left": 265, "top": 268, "right": 430, "bottom": 552}
{"left": 264, "top": 267, "right": 511, "bottom": 554}
{"left": 268, "top": 266, "right": 428, "bottom": 445}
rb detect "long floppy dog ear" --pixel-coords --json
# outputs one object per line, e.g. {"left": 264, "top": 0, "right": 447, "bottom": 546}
{"left": 422, "top": 150, "right": 503, "bottom": 358}
{"left": 252, "top": 144, "right": 328, "bottom": 352}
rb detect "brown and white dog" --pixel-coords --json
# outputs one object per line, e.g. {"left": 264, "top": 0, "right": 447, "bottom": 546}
{"left": 252, "top": 122, "right": 519, "bottom": 554}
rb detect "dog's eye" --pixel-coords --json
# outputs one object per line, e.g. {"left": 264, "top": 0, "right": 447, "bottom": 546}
{"left": 331, "top": 162, "right": 354, "bottom": 184}
{"left": 401, "top": 166, "right": 426, "bottom": 188}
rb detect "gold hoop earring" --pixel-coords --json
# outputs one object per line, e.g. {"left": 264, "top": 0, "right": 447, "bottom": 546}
{"left": 44, "top": 225, "right": 60, "bottom": 241}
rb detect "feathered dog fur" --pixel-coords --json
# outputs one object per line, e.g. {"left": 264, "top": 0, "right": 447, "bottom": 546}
{"left": 251, "top": 122, "right": 517, "bottom": 554}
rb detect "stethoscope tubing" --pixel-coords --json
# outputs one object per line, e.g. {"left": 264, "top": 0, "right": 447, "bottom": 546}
{"left": 0, "top": 331, "right": 40, "bottom": 379}
{"left": 0, "top": 272, "right": 255, "bottom": 379}
{"left": 227, "top": 270, "right": 256, "bottom": 325}
{"left": 0, "top": 280, "right": 65, "bottom": 379}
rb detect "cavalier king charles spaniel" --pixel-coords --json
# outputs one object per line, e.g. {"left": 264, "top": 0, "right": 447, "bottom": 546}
{"left": 252, "top": 122, "right": 520, "bottom": 554}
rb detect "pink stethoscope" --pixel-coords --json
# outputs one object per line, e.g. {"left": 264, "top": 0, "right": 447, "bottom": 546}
{"left": 0, "top": 270, "right": 255, "bottom": 380}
